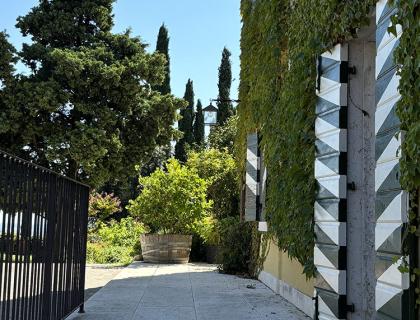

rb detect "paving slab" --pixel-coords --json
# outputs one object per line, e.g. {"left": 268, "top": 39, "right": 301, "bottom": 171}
{"left": 67, "top": 262, "right": 310, "bottom": 320}
{"left": 133, "top": 306, "right": 196, "bottom": 320}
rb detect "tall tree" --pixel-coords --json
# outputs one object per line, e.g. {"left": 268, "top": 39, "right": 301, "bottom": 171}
{"left": 193, "top": 99, "right": 205, "bottom": 147}
{"left": 175, "top": 79, "right": 194, "bottom": 161}
{"left": 153, "top": 24, "right": 171, "bottom": 95}
{"left": 0, "top": 32, "right": 15, "bottom": 86}
{"left": 182, "top": 79, "right": 195, "bottom": 145}
{"left": 0, "top": 0, "right": 184, "bottom": 189}
{"left": 216, "top": 47, "right": 233, "bottom": 125}
{"left": 0, "top": 32, "right": 24, "bottom": 156}
{"left": 139, "top": 23, "right": 172, "bottom": 178}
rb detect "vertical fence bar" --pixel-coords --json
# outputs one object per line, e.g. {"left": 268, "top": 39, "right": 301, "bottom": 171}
{"left": 0, "top": 150, "right": 89, "bottom": 320}
{"left": 42, "top": 173, "right": 56, "bottom": 320}
{"left": 0, "top": 154, "right": 8, "bottom": 319}
{"left": 78, "top": 186, "right": 89, "bottom": 314}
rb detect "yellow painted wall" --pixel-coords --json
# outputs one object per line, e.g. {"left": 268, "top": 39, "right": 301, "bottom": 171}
{"left": 263, "top": 240, "right": 314, "bottom": 297}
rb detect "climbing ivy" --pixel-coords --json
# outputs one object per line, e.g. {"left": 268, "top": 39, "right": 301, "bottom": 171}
{"left": 390, "top": 0, "right": 420, "bottom": 305}
{"left": 391, "top": 0, "right": 420, "bottom": 227}
{"left": 238, "top": 0, "right": 382, "bottom": 277}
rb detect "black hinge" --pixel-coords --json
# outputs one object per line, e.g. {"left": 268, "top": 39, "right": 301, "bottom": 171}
{"left": 347, "top": 304, "right": 355, "bottom": 313}
{"left": 348, "top": 65, "right": 357, "bottom": 75}
{"left": 316, "top": 56, "right": 322, "bottom": 91}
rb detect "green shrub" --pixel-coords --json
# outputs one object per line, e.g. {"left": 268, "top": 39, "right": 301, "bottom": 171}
{"left": 217, "top": 217, "right": 254, "bottom": 275}
{"left": 127, "top": 159, "right": 212, "bottom": 234}
{"left": 194, "top": 216, "right": 220, "bottom": 246}
{"left": 86, "top": 243, "right": 133, "bottom": 265}
{"left": 207, "top": 115, "right": 238, "bottom": 154}
{"left": 86, "top": 242, "right": 103, "bottom": 263}
{"left": 186, "top": 149, "right": 239, "bottom": 219}
{"left": 86, "top": 217, "right": 146, "bottom": 264}
{"left": 96, "top": 217, "right": 145, "bottom": 251}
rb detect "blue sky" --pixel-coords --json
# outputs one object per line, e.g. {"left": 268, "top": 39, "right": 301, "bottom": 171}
{"left": 0, "top": 0, "right": 241, "bottom": 107}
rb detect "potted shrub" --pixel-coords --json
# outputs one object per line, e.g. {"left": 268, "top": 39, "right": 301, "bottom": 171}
{"left": 186, "top": 149, "right": 240, "bottom": 263}
{"left": 196, "top": 216, "right": 221, "bottom": 264}
{"left": 127, "top": 159, "right": 212, "bottom": 263}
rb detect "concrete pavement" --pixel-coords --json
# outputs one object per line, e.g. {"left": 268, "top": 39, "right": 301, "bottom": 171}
{"left": 67, "top": 262, "right": 309, "bottom": 320}
{"left": 83, "top": 264, "right": 125, "bottom": 301}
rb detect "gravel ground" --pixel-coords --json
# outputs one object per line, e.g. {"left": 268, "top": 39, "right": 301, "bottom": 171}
{"left": 84, "top": 264, "right": 125, "bottom": 301}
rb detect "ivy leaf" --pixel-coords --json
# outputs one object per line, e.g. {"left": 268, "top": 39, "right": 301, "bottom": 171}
{"left": 388, "top": 25, "right": 398, "bottom": 37}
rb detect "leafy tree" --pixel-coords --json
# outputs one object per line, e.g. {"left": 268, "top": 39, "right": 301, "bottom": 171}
{"left": 175, "top": 79, "right": 194, "bottom": 161}
{"left": 127, "top": 159, "right": 212, "bottom": 234}
{"left": 0, "top": 32, "right": 15, "bottom": 86}
{"left": 138, "top": 144, "right": 172, "bottom": 176}
{"left": 0, "top": 0, "right": 184, "bottom": 189}
{"left": 144, "top": 24, "right": 172, "bottom": 173}
{"left": 88, "top": 191, "right": 122, "bottom": 223}
{"left": 153, "top": 24, "right": 171, "bottom": 95}
{"left": 187, "top": 148, "right": 239, "bottom": 219}
{"left": 0, "top": 32, "right": 22, "bottom": 154}
{"left": 193, "top": 99, "right": 205, "bottom": 147}
{"left": 217, "top": 47, "right": 233, "bottom": 125}
{"left": 208, "top": 115, "right": 238, "bottom": 154}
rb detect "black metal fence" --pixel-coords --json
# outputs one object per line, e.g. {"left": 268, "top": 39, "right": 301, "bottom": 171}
{"left": 0, "top": 150, "right": 89, "bottom": 320}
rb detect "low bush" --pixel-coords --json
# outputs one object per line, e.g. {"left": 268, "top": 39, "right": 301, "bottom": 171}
{"left": 86, "top": 217, "right": 146, "bottom": 265}
{"left": 96, "top": 217, "right": 145, "bottom": 251}
{"left": 217, "top": 217, "right": 254, "bottom": 275}
{"left": 86, "top": 243, "right": 133, "bottom": 265}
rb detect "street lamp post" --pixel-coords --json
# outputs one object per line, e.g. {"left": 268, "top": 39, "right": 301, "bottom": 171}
{"left": 203, "top": 102, "right": 218, "bottom": 127}
{"left": 202, "top": 102, "right": 218, "bottom": 139}
{"left": 203, "top": 99, "right": 240, "bottom": 137}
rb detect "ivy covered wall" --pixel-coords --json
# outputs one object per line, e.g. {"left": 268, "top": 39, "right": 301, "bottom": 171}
{"left": 237, "top": 0, "right": 418, "bottom": 278}
{"left": 392, "top": 0, "right": 420, "bottom": 241}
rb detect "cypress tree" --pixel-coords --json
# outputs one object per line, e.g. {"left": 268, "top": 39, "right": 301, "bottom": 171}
{"left": 174, "top": 139, "right": 185, "bottom": 162}
{"left": 153, "top": 24, "right": 171, "bottom": 94}
{"left": 175, "top": 79, "right": 195, "bottom": 161}
{"left": 193, "top": 99, "right": 205, "bottom": 146}
{"left": 142, "top": 23, "right": 171, "bottom": 171}
{"left": 182, "top": 79, "right": 195, "bottom": 144}
{"left": 216, "top": 47, "right": 233, "bottom": 125}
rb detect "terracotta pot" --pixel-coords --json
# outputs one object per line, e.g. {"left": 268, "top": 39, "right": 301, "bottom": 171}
{"left": 140, "top": 234, "right": 192, "bottom": 264}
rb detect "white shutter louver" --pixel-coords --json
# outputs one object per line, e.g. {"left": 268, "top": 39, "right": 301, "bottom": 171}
{"left": 245, "top": 133, "right": 259, "bottom": 222}
{"left": 314, "top": 43, "right": 348, "bottom": 320}
{"left": 374, "top": 1, "right": 410, "bottom": 318}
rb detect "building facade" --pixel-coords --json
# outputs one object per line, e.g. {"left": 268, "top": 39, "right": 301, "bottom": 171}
{"left": 240, "top": 1, "right": 419, "bottom": 319}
